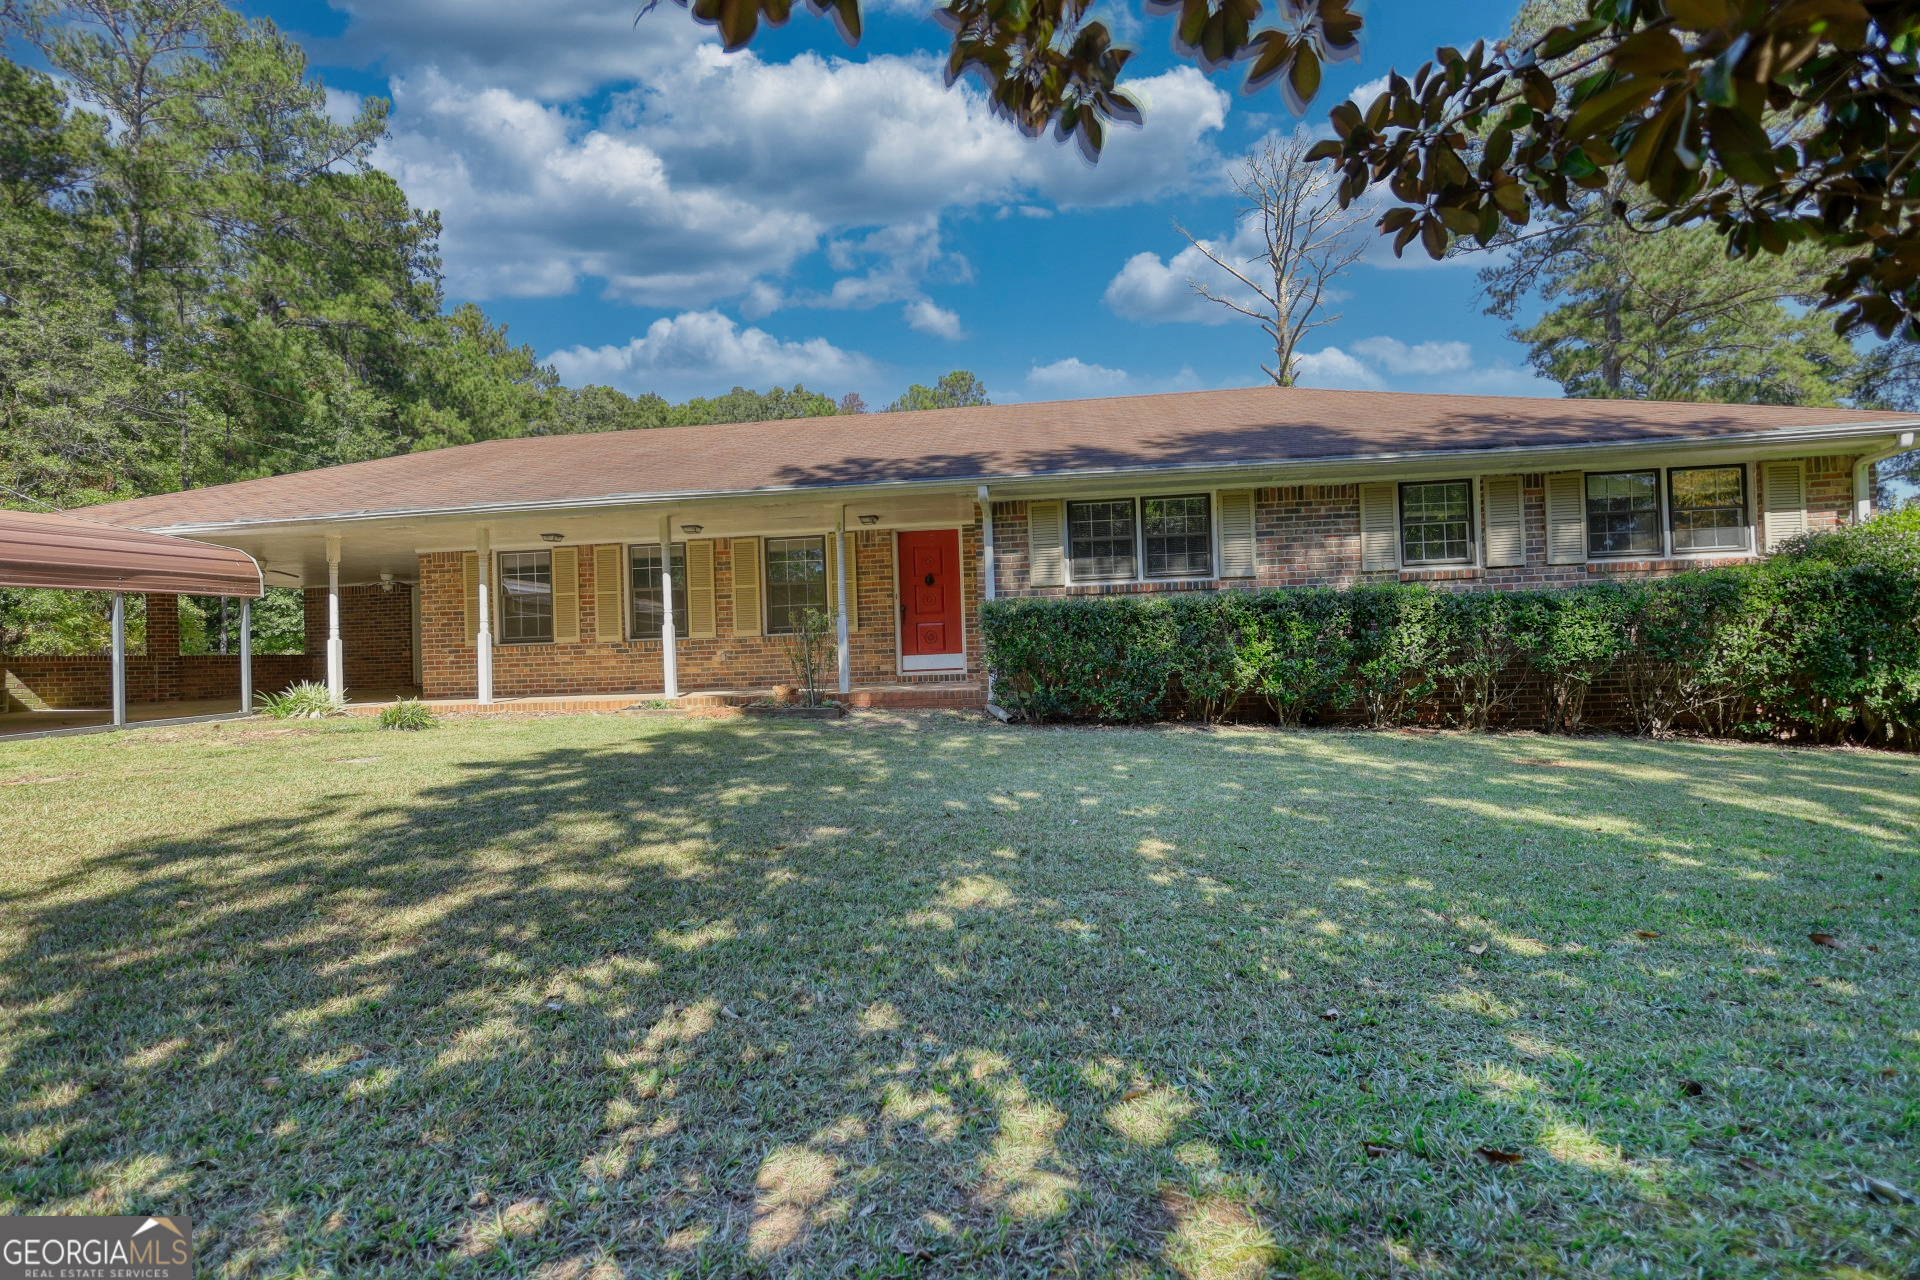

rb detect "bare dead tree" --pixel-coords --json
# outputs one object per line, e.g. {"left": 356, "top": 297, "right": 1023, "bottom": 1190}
{"left": 1178, "top": 133, "right": 1369, "bottom": 386}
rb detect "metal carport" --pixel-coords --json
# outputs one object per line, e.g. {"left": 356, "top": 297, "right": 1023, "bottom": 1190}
{"left": 0, "top": 510, "right": 263, "bottom": 731}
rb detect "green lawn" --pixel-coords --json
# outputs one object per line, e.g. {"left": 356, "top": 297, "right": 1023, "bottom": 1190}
{"left": 1, "top": 713, "right": 1916, "bottom": 1278}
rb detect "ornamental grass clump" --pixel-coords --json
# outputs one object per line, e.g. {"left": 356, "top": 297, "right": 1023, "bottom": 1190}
{"left": 377, "top": 699, "right": 436, "bottom": 731}
{"left": 255, "top": 681, "right": 345, "bottom": 720}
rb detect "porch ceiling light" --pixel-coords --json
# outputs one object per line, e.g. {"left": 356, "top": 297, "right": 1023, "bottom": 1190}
{"left": 540, "top": 532, "right": 565, "bottom": 543}
{"left": 680, "top": 523, "right": 704, "bottom": 534}
{"left": 858, "top": 514, "right": 880, "bottom": 525}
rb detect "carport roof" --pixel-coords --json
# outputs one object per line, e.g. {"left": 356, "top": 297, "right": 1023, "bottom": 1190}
{"left": 0, "top": 509, "right": 263, "bottom": 596}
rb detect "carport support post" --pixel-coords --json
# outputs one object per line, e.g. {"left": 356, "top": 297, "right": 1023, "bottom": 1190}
{"left": 658, "top": 514, "right": 678, "bottom": 698}
{"left": 325, "top": 535, "right": 344, "bottom": 702}
{"left": 109, "top": 592, "right": 127, "bottom": 729}
{"left": 475, "top": 527, "right": 494, "bottom": 705}
{"left": 835, "top": 507, "right": 850, "bottom": 695}
{"left": 238, "top": 597, "right": 253, "bottom": 712}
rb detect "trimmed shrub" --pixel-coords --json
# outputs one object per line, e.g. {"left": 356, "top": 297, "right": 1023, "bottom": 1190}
{"left": 256, "top": 680, "right": 345, "bottom": 720}
{"left": 977, "top": 510, "right": 1920, "bottom": 746}
{"left": 1248, "top": 589, "right": 1351, "bottom": 726}
{"left": 377, "top": 698, "right": 436, "bottom": 731}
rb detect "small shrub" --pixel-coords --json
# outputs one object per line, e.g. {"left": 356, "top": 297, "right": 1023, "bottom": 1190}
{"left": 1346, "top": 584, "right": 1443, "bottom": 727}
{"left": 1435, "top": 590, "right": 1525, "bottom": 730}
{"left": 377, "top": 699, "right": 436, "bottom": 731}
{"left": 256, "top": 680, "right": 345, "bottom": 720}
{"left": 1514, "top": 585, "right": 1629, "bottom": 734}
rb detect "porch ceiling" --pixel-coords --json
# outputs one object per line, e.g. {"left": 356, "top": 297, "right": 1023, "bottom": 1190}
{"left": 212, "top": 491, "right": 977, "bottom": 588}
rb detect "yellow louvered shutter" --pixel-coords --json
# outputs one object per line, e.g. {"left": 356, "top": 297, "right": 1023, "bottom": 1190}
{"left": 593, "top": 545, "right": 623, "bottom": 642}
{"left": 731, "top": 536, "right": 762, "bottom": 636}
{"left": 1762, "top": 461, "right": 1807, "bottom": 551}
{"left": 1358, "top": 483, "right": 1398, "bottom": 571}
{"left": 462, "top": 552, "right": 479, "bottom": 646}
{"left": 1544, "top": 472, "right": 1587, "bottom": 564}
{"left": 551, "top": 546, "right": 580, "bottom": 643}
{"left": 1028, "top": 500, "right": 1064, "bottom": 586}
{"left": 1484, "top": 476, "right": 1525, "bottom": 567}
{"left": 686, "top": 540, "right": 716, "bottom": 638}
{"left": 1218, "top": 490, "right": 1255, "bottom": 578}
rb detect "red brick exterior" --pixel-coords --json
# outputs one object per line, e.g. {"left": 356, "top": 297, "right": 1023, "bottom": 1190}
{"left": 418, "top": 523, "right": 986, "bottom": 700}
{"left": 990, "top": 455, "right": 1857, "bottom": 599}
{"left": 2, "top": 584, "right": 414, "bottom": 712}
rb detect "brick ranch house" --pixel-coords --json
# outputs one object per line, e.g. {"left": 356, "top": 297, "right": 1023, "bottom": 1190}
{"left": 15, "top": 386, "right": 1917, "bottom": 714}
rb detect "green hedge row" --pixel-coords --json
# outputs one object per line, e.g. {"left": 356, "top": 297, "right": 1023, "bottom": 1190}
{"left": 979, "top": 509, "right": 1920, "bottom": 748}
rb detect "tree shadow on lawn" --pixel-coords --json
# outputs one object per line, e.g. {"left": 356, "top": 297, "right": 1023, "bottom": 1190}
{"left": 1, "top": 720, "right": 1915, "bottom": 1278}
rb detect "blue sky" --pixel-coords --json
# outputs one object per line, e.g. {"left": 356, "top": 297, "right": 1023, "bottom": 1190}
{"left": 239, "top": 0, "right": 1556, "bottom": 406}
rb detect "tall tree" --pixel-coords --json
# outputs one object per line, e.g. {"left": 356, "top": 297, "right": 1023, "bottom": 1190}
{"left": 886, "top": 370, "right": 989, "bottom": 412}
{"left": 1481, "top": 183, "right": 1858, "bottom": 404}
{"left": 1176, "top": 132, "right": 1367, "bottom": 387}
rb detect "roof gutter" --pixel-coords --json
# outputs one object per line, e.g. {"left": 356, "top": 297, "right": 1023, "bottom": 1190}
{"left": 123, "top": 418, "right": 1920, "bottom": 539}
{"left": 1852, "top": 431, "right": 1917, "bottom": 521}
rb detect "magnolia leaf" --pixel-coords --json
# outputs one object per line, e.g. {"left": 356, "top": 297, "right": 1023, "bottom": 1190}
{"left": 1663, "top": 0, "right": 1732, "bottom": 31}
{"left": 1809, "top": 931, "right": 1841, "bottom": 948}
{"left": 1475, "top": 1147, "right": 1526, "bottom": 1164}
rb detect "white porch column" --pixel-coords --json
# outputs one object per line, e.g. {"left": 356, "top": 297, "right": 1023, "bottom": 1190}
{"left": 835, "top": 506, "right": 851, "bottom": 695}
{"left": 238, "top": 597, "right": 253, "bottom": 712}
{"left": 979, "top": 485, "right": 995, "bottom": 706}
{"left": 325, "top": 535, "right": 344, "bottom": 702}
{"left": 978, "top": 485, "right": 995, "bottom": 603}
{"left": 658, "top": 514, "right": 679, "bottom": 698}
{"left": 475, "top": 527, "right": 494, "bottom": 705}
{"left": 109, "top": 592, "right": 127, "bottom": 729}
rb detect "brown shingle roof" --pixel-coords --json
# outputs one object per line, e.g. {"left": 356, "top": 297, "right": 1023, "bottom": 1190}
{"left": 0, "top": 510, "right": 263, "bottom": 595}
{"left": 75, "top": 385, "right": 1917, "bottom": 532}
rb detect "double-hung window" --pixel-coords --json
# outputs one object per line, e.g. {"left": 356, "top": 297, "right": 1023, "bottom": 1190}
{"left": 765, "top": 536, "right": 828, "bottom": 635}
{"left": 1668, "top": 466, "right": 1749, "bottom": 553}
{"left": 1585, "top": 470, "right": 1662, "bottom": 557}
{"left": 1141, "top": 495, "right": 1214, "bottom": 578}
{"left": 1398, "top": 480, "right": 1474, "bottom": 566}
{"left": 628, "top": 543, "right": 688, "bottom": 640}
{"left": 1065, "top": 495, "right": 1213, "bottom": 582}
{"left": 1066, "top": 499, "right": 1137, "bottom": 581}
{"left": 497, "top": 550, "right": 553, "bottom": 644}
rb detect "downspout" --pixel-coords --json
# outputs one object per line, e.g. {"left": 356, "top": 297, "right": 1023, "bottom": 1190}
{"left": 978, "top": 484, "right": 998, "bottom": 713}
{"left": 1853, "top": 431, "right": 1917, "bottom": 523}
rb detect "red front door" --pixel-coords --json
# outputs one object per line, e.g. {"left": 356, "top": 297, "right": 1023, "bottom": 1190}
{"left": 898, "top": 529, "right": 962, "bottom": 657}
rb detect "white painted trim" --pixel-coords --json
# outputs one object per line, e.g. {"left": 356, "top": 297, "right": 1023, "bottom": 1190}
{"left": 1062, "top": 490, "right": 1221, "bottom": 587}
{"left": 1394, "top": 476, "right": 1479, "bottom": 571}
{"left": 894, "top": 527, "right": 967, "bottom": 675}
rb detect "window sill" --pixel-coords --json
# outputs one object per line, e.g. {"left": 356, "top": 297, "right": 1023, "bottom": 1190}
{"left": 1585, "top": 554, "right": 1756, "bottom": 574}
{"left": 1056, "top": 578, "right": 1219, "bottom": 596}
{"left": 1398, "top": 566, "right": 1479, "bottom": 582}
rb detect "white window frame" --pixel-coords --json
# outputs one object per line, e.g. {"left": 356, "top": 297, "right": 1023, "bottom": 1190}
{"left": 494, "top": 548, "right": 555, "bottom": 646}
{"left": 1060, "top": 489, "right": 1220, "bottom": 586}
{"left": 763, "top": 534, "right": 831, "bottom": 636}
{"left": 1578, "top": 461, "right": 1758, "bottom": 561}
{"left": 1396, "top": 477, "right": 1479, "bottom": 569}
{"left": 625, "top": 541, "right": 687, "bottom": 644}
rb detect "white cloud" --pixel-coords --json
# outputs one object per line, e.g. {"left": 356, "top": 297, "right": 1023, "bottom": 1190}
{"left": 1291, "top": 347, "right": 1381, "bottom": 390}
{"left": 903, "top": 299, "right": 964, "bottom": 339}
{"left": 1293, "top": 336, "right": 1553, "bottom": 396}
{"left": 1350, "top": 337, "right": 1473, "bottom": 376}
{"left": 1347, "top": 75, "right": 1390, "bottom": 108}
{"left": 1102, "top": 220, "right": 1269, "bottom": 325}
{"left": 1025, "top": 357, "right": 1132, "bottom": 397}
{"left": 369, "top": 24, "right": 1230, "bottom": 308}
{"left": 546, "top": 311, "right": 876, "bottom": 399}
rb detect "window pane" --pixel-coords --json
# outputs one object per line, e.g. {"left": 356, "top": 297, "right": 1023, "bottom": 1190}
{"left": 1142, "top": 495, "right": 1213, "bottom": 578}
{"left": 1067, "top": 499, "right": 1136, "bottom": 581}
{"left": 498, "top": 550, "right": 552, "bottom": 643}
{"left": 1585, "top": 470, "right": 1661, "bottom": 557}
{"left": 1670, "top": 466, "right": 1749, "bottom": 552}
{"left": 629, "top": 543, "right": 689, "bottom": 640}
{"left": 765, "top": 536, "right": 827, "bottom": 635}
{"left": 1399, "top": 481, "right": 1473, "bottom": 565}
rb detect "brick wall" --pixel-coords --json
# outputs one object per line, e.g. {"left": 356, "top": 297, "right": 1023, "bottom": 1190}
{"left": 1, "top": 583, "right": 413, "bottom": 712}
{"left": 989, "top": 458, "right": 1855, "bottom": 599}
{"left": 303, "top": 583, "right": 416, "bottom": 693}
{"left": 419, "top": 524, "right": 985, "bottom": 700}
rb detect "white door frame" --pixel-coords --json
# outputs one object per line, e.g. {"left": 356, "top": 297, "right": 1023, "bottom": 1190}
{"left": 895, "top": 527, "right": 967, "bottom": 673}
